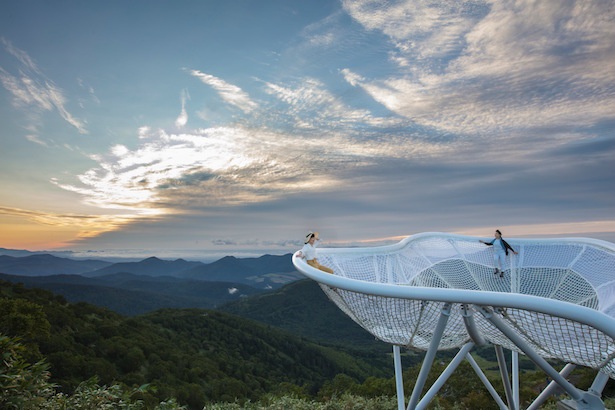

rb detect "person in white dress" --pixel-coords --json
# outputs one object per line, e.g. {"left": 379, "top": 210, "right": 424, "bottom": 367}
{"left": 297, "top": 231, "right": 333, "bottom": 274}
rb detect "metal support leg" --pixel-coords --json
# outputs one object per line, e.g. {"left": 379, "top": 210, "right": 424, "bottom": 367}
{"left": 393, "top": 345, "right": 405, "bottom": 410}
{"left": 527, "top": 363, "right": 576, "bottom": 410}
{"left": 495, "top": 345, "right": 515, "bottom": 409}
{"left": 589, "top": 370, "right": 610, "bottom": 397}
{"left": 406, "top": 303, "right": 452, "bottom": 410}
{"left": 465, "top": 353, "right": 509, "bottom": 409}
{"left": 479, "top": 306, "right": 585, "bottom": 402}
{"left": 512, "top": 350, "right": 519, "bottom": 410}
{"left": 415, "top": 342, "right": 475, "bottom": 410}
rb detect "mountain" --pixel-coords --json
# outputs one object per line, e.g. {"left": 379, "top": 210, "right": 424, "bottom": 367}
{"left": 0, "top": 251, "right": 302, "bottom": 290}
{"left": 219, "top": 279, "right": 386, "bottom": 349}
{"left": 0, "top": 251, "right": 305, "bottom": 316}
{"left": 0, "top": 247, "right": 40, "bottom": 257}
{"left": 0, "top": 254, "right": 111, "bottom": 276}
{"left": 178, "top": 253, "right": 301, "bottom": 286}
{"left": 83, "top": 256, "right": 203, "bottom": 277}
{"left": 1, "top": 280, "right": 390, "bottom": 409}
{"left": 0, "top": 272, "right": 262, "bottom": 315}
{"left": 86, "top": 252, "right": 303, "bottom": 288}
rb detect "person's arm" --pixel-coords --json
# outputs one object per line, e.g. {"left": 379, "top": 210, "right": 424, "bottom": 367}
{"left": 503, "top": 239, "right": 518, "bottom": 254}
{"left": 297, "top": 244, "right": 309, "bottom": 259}
{"left": 480, "top": 239, "right": 494, "bottom": 246}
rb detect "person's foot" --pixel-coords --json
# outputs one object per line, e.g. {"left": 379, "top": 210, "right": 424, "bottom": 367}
{"left": 500, "top": 271, "right": 504, "bottom": 278}
{"left": 494, "top": 269, "right": 500, "bottom": 275}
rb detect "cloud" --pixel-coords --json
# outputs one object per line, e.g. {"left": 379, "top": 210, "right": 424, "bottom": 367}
{"left": 53, "top": 126, "right": 334, "bottom": 214}
{"left": 262, "top": 76, "right": 404, "bottom": 132}
{"left": 188, "top": 69, "right": 258, "bottom": 113}
{"left": 8, "top": 1, "right": 612, "bottom": 251}
{"left": 0, "top": 38, "right": 88, "bottom": 135}
{"left": 175, "top": 89, "right": 189, "bottom": 128}
{"left": 25, "top": 134, "right": 48, "bottom": 146}
{"left": 340, "top": 1, "right": 615, "bottom": 140}
{"left": 51, "top": 66, "right": 454, "bottom": 221}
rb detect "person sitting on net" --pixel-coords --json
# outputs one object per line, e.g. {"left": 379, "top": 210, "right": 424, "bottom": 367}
{"left": 480, "top": 229, "right": 518, "bottom": 277}
{"left": 297, "top": 231, "right": 334, "bottom": 274}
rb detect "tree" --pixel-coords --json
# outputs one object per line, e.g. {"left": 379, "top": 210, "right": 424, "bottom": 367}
{"left": 0, "top": 298, "right": 50, "bottom": 361}
{"left": 0, "top": 333, "right": 187, "bottom": 410}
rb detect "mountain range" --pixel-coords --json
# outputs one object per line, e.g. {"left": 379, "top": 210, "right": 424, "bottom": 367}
{"left": 0, "top": 250, "right": 302, "bottom": 315}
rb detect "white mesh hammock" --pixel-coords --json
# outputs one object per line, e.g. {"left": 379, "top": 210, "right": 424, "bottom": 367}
{"left": 292, "top": 232, "right": 615, "bottom": 410}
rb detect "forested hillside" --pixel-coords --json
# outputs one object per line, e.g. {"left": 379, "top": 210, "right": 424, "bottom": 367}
{"left": 0, "top": 272, "right": 263, "bottom": 315}
{"left": 0, "top": 280, "right": 390, "bottom": 409}
{"left": 3, "top": 278, "right": 614, "bottom": 409}
{"left": 0, "top": 251, "right": 302, "bottom": 315}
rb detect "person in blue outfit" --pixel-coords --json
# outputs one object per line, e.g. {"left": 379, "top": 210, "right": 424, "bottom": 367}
{"left": 480, "top": 229, "right": 518, "bottom": 277}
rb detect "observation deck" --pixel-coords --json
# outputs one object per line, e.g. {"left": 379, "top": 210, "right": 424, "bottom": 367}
{"left": 292, "top": 232, "right": 615, "bottom": 410}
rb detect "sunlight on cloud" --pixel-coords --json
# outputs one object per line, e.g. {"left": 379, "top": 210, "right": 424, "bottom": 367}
{"left": 53, "top": 117, "right": 450, "bottom": 218}
{"left": 47, "top": 64, "right": 455, "bottom": 221}
{"left": 0, "top": 205, "right": 147, "bottom": 241}
{"left": 341, "top": 0, "right": 615, "bottom": 140}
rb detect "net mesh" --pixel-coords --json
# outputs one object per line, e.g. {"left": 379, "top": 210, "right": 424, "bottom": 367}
{"left": 311, "top": 233, "right": 615, "bottom": 379}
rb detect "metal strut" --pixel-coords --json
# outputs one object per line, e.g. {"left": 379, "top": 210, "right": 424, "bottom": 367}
{"left": 478, "top": 306, "right": 606, "bottom": 410}
{"left": 415, "top": 342, "right": 475, "bottom": 410}
{"left": 406, "top": 303, "right": 452, "bottom": 410}
{"left": 495, "top": 344, "right": 515, "bottom": 409}
{"left": 393, "top": 345, "right": 405, "bottom": 410}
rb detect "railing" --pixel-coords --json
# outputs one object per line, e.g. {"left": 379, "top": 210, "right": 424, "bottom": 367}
{"left": 292, "top": 232, "right": 615, "bottom": 410}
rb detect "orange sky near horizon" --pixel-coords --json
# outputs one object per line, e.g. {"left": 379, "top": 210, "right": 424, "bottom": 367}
{"left": 3, "top": 211, "right": 615, "bottom": 253}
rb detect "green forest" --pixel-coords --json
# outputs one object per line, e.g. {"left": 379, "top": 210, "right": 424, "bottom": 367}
{"left": 1, "top": 279, "right": 614, "bottom": 409}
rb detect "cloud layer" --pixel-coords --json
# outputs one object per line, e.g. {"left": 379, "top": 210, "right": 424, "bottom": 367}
{"left": 1, "top": 0, "right": 614, "bottom": 252}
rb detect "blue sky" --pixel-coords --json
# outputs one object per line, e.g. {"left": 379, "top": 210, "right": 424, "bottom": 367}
{"left": 1, "top": 0, "right": 614, "bottom": 260}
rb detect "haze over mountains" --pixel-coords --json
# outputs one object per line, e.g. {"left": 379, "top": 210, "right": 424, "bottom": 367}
{"left": 0, "top": 250, "right": 302, "bottom": 315}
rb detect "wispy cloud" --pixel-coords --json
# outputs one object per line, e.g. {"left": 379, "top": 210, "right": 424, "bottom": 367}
{"left": 262, "top": 76, "right": 401, "bottom": 131}
{"left": 53, "top": 124, "right": 449, "bottom": 219}
{"left": 3, "top": 1, "right": 613, "bottom": 251}
{"left": 0, "top": 38, "right": 87, "bottom": 135}
{"left": 175, "top": 89, "right": 189, "bottom": 128}
{"left": 341, "top": 1, "right": 615, "bottom": 139}
{"left": 52, "top": 68, "right": 451, "bottom": 220}
{"left": 188, "top": 69, "right": 258, "bottom": 113}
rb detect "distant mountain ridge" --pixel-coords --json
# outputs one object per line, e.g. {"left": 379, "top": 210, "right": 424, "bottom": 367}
{"left": 83, "top": 256, "right": 203, "bottom": 277}
{"left": 0, "top": 272, "right": 262, "bottom": 315}
{"left": 0, "top": 251, "right": 299, "bottom": 286}
{"left": 0, "top": 254, "right": 112, "bottom": 276}
{"left": 0, "top": 250, "right": 303, "bottom": 315}
{"left": 177, "top": 254, "right": 299, "bottom": 283}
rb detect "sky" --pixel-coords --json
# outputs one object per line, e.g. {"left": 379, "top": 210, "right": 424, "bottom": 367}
{"left": 1, "top": 0, "right": 614, "bottom": 261}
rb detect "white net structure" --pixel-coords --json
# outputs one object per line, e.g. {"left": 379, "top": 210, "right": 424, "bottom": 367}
{"left": 292, "top": 232, "right": 615, "bottom": 410}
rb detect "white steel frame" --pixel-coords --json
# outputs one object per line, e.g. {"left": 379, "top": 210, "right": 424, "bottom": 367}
{"left": 292, "top": 233, "right": 615, "bottom": 410}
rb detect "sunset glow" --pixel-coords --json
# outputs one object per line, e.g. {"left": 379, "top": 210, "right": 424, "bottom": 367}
{"left": 1, "top": 1, "right": 614, "bottom": 256}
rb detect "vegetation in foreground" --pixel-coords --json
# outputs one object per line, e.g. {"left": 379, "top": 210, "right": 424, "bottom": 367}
{"left": 4, "top": 335, "right": 615, "bottom": 410}
{"left": 2, "top": 280, "right": 614, "bottom": 409}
